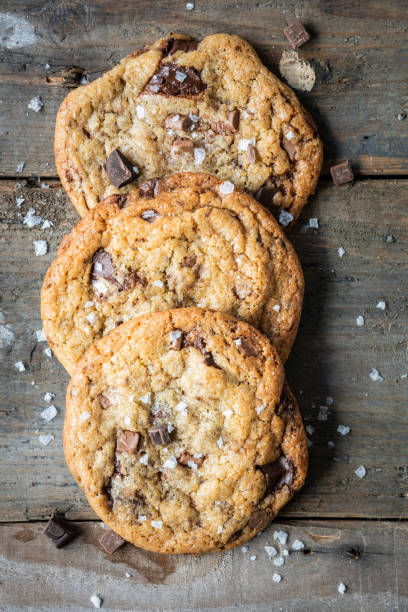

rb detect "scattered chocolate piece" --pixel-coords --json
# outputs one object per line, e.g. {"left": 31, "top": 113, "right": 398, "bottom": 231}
{"left": 144, "top": 63, "right": 206, "bottom": 98}
{"left": 165, "top": 113, "right": 193, "bottom": 131}
{"left": 140, "top": 209, "right": 160, "bottom": 222}
{"left": 282, "top": 137, "right": 297, "bottom": 161}
{"left": 97, "top": 393, "right": 111, "bottom": 410}
{"left": 179, "top": 451, "right": 204, "bottom": 467}
{"left": 254, "top": 185, "right": 278, "bottom": 208}
{"left": 235, "top": 336, "right": 259, "bottom": 357}
{"left": 247, "top": 509, "right": 272, "bottom": 531}
{"left": 116, "top": 430, "right": 141, "bottom": 454}
{"left": 284, "top": 21, "right": 311, "bottom": 49}
{"left": 181, "top": 255, "right": 197, "bottom": 268}
{"left": 172, "top": 138, "right": 195, "bottom": 154}
{"left": 344, "top": 546, "right": 361, "bottom": 560}
{"left": 169, "top": 329, "right": 184, "bottom": 350}
{"left": 91, "top": 250, "right": 119, "bottom": 287}
{"left": 330, "top": 161, "right": 354, "bottom": 185}
{"left": 162, "top": 38, "right": 200, "bottom": 56}
{"left": 258, "top": 455, "right": 295, "bottom": 493}
{"left": 139, "top": 178, "right": 159, "bottom": 198}
{"left": 148, "top": 425, "right": 171, "bottom": 445}
{"left": 105, "top": 149, "right": 138, "bottom": 188}
{"left": 44, "top": 513, "right": 77, "bottom": 548}
{"left": 99, "top": 528, "right": 125, "bottom": 554}
{"left": 246, "top": 143, "right": 257, "bottom": 163}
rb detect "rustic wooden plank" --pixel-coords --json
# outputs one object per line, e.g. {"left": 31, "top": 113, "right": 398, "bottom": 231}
{"left": 0, "top": 1, "right": 407, "bottom": 177}
{"left": 0, "top": 178, "right": 407, "bottom": 522}
{"left": 0, "top": 519, "right": 406, "bottom": 611}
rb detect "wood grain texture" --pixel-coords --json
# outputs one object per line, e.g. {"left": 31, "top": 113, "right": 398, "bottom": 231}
{"left": 0, "top": 179, "right": 407, "bottom": 522}
{"left": 0, "top": 1, "right": 407, "bottom": 177}
{"left": 1, "top": 519, "right": 407, "bottom": 611}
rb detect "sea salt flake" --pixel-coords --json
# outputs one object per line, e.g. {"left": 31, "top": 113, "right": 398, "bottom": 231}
{"left": 217, "top": 525, "right": 223, "bottom": 534}
{"left": 337, "top": 425, "right": 350, "bottom": 436}
{"left": 194, "top": 147, "right": 206, "bottom": 165}
{"left": 238, "top": 137, "right": 255, "bottom": 151}
{"left": 307, "top": 438, "right": 313, "bottom": 448}
{"left": 16, "top": 196, "right": 25, "bottom": 207}
{"left": 278, "top": 210, "right": 294, "bottom": 228}
{"left": 292, "top": 539, "right": 304, "bottom": 550}
{"left": 219, "top": 180, "right": 234, "bottom": 195}
{"left": 84, "top": 301, "right": 93, "bottom": 309}
{"left": 28, "top": 96, "right": 43, "bottom": 112}
{"left": 376, "top": 300, "right": 386, "bottom": 310}
{"left": 39, "top": 433, "right": 54, "bottom": 446}
{"left": 23, "top": 208, "right": 43, "bottom": 227}
{"left": 175, "top": 70, "right": 187, "bottom": 82}
{"left": 272, "top": 573, "right": 282, "bottom": 583}
{"left": 140, "top": 393, "right": 151, "bottom": 404}
{"left": 138, "top": 515, "right": 147, "bottom": 521}
{"left": 272, "top": 304, "right": 281, "bottom": 312}
{"left": 264, "top": 545, "right": 277, "bottom": 558}
{"left": 273, "top": 556, "right": 284, "bottom": 566}
{"left": 317, "top": 405, "right": 329, "bottom": 421}
{"left": 306, "top": 424, "right": 314, "bottom": 436}
{"left": 328, "top": 440, "right": 335, "bottom": 448}
{"left": 40, "top": 182, "right": 50, "bottom": 189}
{"left": 163, "top": 456, "right": 177, "bottom": 469}
{"left": 41, "top": 405, "right": 57, "bottom": 421}
{"left": 250, "top": 555, "right": 257, "bottom": 561}
{"left": 86, "top": 312, "right": 97, "bottom": 324}
{"left": 139, "top": 454, "right": 149, "bottom": 465}
{"left": 136, "top": 104, "right": 145, "bottom": 119}
{"left": 223, "top": 409, "right": 233, "bottom": 419}
{"left": 79, "top": 411, "right": 91, "bottom": 423}
{"left": 90, "top": 595, "right": 102, "bottom": 608}
{"left": 286, "top": 129, "right": 295, "bottom": 141}
{"left": 338, "top": 582, "right": 347, "bottom": 595}
{"left": 217, "top": 436, "right": 224, "bottom": 449}
{"left": 188, "top": 461, "right": 198, "bottom": 470}
{"left": 44, "top": 392, "right": 55, "bottom": 403}
{"left": 355, "top": 465, "right": 366, "bottom": 479}
{"left": 153, "top": 279, "right": 164, "bottom": 288}
{"left": 309, "top": 217, "right": 319, "bottom": 228}
{"left": 124, "top": 415, "right": 131, "bottom": 426}
{"left": 186, "top": 2, "right": 195, "bottom": 9}
{"left": 356, "top": 315, "right": 365, "bottom": 327}
{"left": 283, "top": 548, "right": 289, "bottom": 556}
{"left": 255, "top": 403, "right": 266, "bottom": 415}
{"left": 369, "top": 368, "right": 383, "bottom": 382}
{"left": 36, "top": 329, "right": 47, "bottom": 342}
{"left": 151, "top": 520, "right": 163, "bottom": 529}
{"left": 241, "top": 546, "right": 249, "bottom": 553}
{"left": 16, "top": 162, "right": 25, "bottom": 173}
{"left": 167, "top": 423, "right": 174, "bottom": 433}
{"left": 44, "top": 347, "right": 52, "bottom": 357}
{"left": 41, "top": 219, "right": 53, "bottom": 229}
{"left": 326, "top": 396, "right": 334, "bottom": 406}
{"left": 15, "top": 361, "right": 25, "bottom": 372}
{"left": 189, "top": 113, "right": 199, "bottom": 122}
{"left": 33, "top": 240, "right": 47, "bottom": 256}
{"left": 92, "top": 279, "right": 109, "bottom": 296}
{"left": 338, "top": 246, "right": 345, "bottom": 258}
{"left": 273, "top": 530, "right": 288, "bottom": 546}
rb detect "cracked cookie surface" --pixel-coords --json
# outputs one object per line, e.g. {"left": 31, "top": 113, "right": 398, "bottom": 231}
{"left": 63, "top": 308, "right": 308, "bottom": 554}
{"left": 55, "top": 32, "right": 323, "bottom": 225}
{"left": 41, "top": 173, "right": 304, "bottom": 374}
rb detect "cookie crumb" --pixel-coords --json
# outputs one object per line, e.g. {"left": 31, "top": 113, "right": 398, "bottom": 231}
{"left": 33, "top": 240, "right": 47, "bottom": 256}
{"left": 356, "top": 315, "right": 365, "bottom": 327}
{"left": 337, "top": 425, "right": 350, "bottom": 436}
{"left": 355, "top": 465, "right": 366, "bottom": 479}
{"left": 14, "top": 361, "right": 25, "bottom": 372}
{"left": 369, "top": 368, "right": 383, "bottom": 382}
{"left": 338, "top": 582, "right": 347, "bottom": 595}
{"left": 90, "top": 594, "right": 102, "bottom": 608}
{"left": 28, "top": 96, "right": 43, "bottom": 112}
{"left": 279, "top": 50, "right": 315, "bottom": 92}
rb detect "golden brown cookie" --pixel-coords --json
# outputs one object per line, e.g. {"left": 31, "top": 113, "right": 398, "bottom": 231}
{"left": 41, "top": 174, "right": 303, "bottom": 374}
{"left": 55, "top": 33, "right": 323, "bottom": 225}
{"left": 63, "top": 308, "right": 308, "bottom": 554}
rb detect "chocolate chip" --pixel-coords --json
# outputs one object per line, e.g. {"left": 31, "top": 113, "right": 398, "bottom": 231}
{"left": 140, "top": 209, "right": 159, "bottom": 222}
{"left": 91, "top": 250, "right": 119, "bottom": 286}
{"left": 181, "top": 255, "right": 197, "bottom": 267}
{"left": 139, "top": 178, "right": 159, "bottom": 198}
{"left": 148, "top": 425, "right": 171, "bottom": 445}
{"left": 203, "top": 352, "right": 220, "bottom": 368}
{"left": 330, "top": 161, "right": 354, "bottom": 185}
{"left": 179, "top": 451, "right": 204, "bottom": 467}
{"left": 276, "top": 386, "right": 295, "bottom": 419}
{"left": 282, "top": 138, "right": 297, "bottom": 161}
{"left": 162, "top": 38, "right": 199, "bottom": 56}
{"left": 116, "top": 430, "right": 141, "bottom": 454}
{"left": 169, "top": 329, "right": 184, "bottom": 350}
{"left": 254, "top": 185, "right": 279, "bottom": 208}
{"left": 105, "top": 149, "right": 138, "bottom": 188}
{"left": 234, "top": 336, "right": 260, "bottom": 357}
{"left": 344, "top": 547, "right": 361, "bottom": 560}
{"left": 99, "top": 528, "right": 125, "bottom": 554}
{"left": 97, "top": 393, "right": 111, "bottom": 410}
{"left": 116, "top": 193, "right": 129, "bottom": 208}
{"left": 172, "top": 138, "right": 194, "bottom": 154}
{"left": 165, "top": 113, "right": 193, "bottom": 131}
{"left": 144, "top": 63, "right": 206, "bottom": 98}
{"left": 284, "top": 21, "right": 311, "bottom": 49}
{"left": 44, "top": 513, "right": 77, "bottom": 548}
{"left": 258, "top": 455, "right": 295, "bottom": 494}
{"left": 247, "top": 508, "right": 272, "bottom": 531}
{"left": 227, "top": 109, "right": 240, "bottom": 131}
{"left": 246, "top": 143, "right": 257, "bottom": 163}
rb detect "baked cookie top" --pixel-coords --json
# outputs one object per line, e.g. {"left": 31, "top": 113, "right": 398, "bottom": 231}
{"left": 55, "top": 32, "right": 323, "bottom": 224}
{"left": 63, "top": 308, "right": 308, "bottom": 554}
{"left": 41, "top": 173, "right": 304, "bottom": 374}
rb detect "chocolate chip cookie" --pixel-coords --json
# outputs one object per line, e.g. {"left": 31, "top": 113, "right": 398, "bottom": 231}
{"left": 63, "top": 308, "right": 308, "bottom": 554}
{"left": 41, "top": 173, "right": 304, "bottom": 374}
{"left": 55, "top": 33, "right": 323, "bottom": 225}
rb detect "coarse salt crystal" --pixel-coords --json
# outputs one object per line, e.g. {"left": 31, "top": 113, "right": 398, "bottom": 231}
{"left": 278, "top": 210, "right": 294, "bottom": 228}
{"left": 356, "top": 315, "right": 365, "bottom": 327}
{"left": 41, "top": 405, "right": 57, "bottom": 421}
{"left": 317, "top": 405, "right": 329, "bottom": 421}
{"left": 309, "top": 217, "right": 319, "bottom": 228}
{"left": 255, "top": 403, "right": 266, "bottom": 415}
{"left": 163, "top": 456, "right": 177, "bottom": 469}
{"left": 124, "top": 415, "right": 131, "bottom": 426}
{"left": 338, "top": 246, "right": 345, "bottom": 258}
{"left": 369, "top": 368, "right": 383, "bottom": 382}
{"left": 250, "top": 555, "right": 257, "bottom": 561}
{"left": 90, "top": 594, "right": 102, "bottom": 608}
{"left": 175, "top": 70, "right": 187, "bottom": 82}
{"left": 167, "top": 423, "right": 174, "bottom": 433}
{"left": 219, "top": 180, "right": 234, "bottom": 195}
{"left": 140, "top": 454, "right": 149, "bottom": 465}
{"left": 140, "top": 393, "right": 151, "bottom": 404}
{"left": 189, "top": 113, "right": 199, "bottom": 122}
{"left": 23, "top": 208, "right": 43, "bottom": 227}
{"left": 355, "top": 465, "right": 366, "bottom": 478}
{"left": 283, "top": 549, "right": 289, "bottom": 556}
{"left": 286, "top": 129, "right": 295, "bottom": 141}
{"left": 39, "top": 433, "right": 54, "bottom": 446}
{"left": 86, "top": 312, "right": 97, "bottom": 324}
{"left": 272, "top": 573, "right": 282, "bottom": 583}
{"left": 153, "top": 279, "right": 164, "bottom": 288}
{"left": 376, "top": 300, "right": 386, "bottom": 310}
{"left": 41, "top": 220, "right": 53, "bottom": 229}
{"left": 151, "top": 520, "right": 163, "bottom": 529}
{"left": 306, "top": 424, "right": 315, "bottom": 436}
{"left": 43, "top": 392, "right": 54, "bottom": 403}
{"left": 186, "top": 2, "right": 195, "bottom": 9}
{"left": 241, "top": 546, "right": 249, "bottom": 553}
{"left": 273, "top": 556, "right": 284, "bottom": 567}
{"left": 292, "top": 539, "right": 304, "bottom": 550}
{"left": 44, "top": 347, "right": 52, "bottom": 357}
{"left": 187, "top": 461, "right": 198, "bottom": 470}
{"left": 326, "top": 396, "right": 334, "bottom": 406}
{"left": 136, "top": 105, "right": 145, "bottom": 119}
{"left": 28, "top": 96, "right": 43, "bottom": 112}
{"left": 92, "top": 279, "right": 109, "bottom": 296}
{"left": 223, "top": 409, "right": 233, "bottom": 419}
{"left": 16, "top": 197, "right": 25, "bottom": 207}
{"left": 217, "top": 525, "right": 223, "bottom": 534}
{"left": 33, "top": 240, "right": 47, "bottom": 256}
{"left": 238, "top": 137, "right": 255, "bottom": 151}
{"left": 338, "top": 582, "right": 347, "bottom": 595}
{"left": 273, "top": 304, "right": 281, "bottom": 312}
{"left": 36, "top": 329, "right": 47, "bottom": 342}
{"left": 217, "top": 437, "right": 224, "bottom": 449}
{"left": 84, "top": 301, "right": 93, "bottom": 309}
{"left": 194, "top": 147, "right": 206, "bottom": 165}
{"left": 273, "top": 530, "right": 288, "bottom": 546}
{"left": 80, "top": 411, "right": 91, "bottom": 423}
{"left": 15, "top": 361, "right": 25, "bottom": 372}
{"left": 138, "top": 515, "right": 147, "bottom": 521}
{"left": 337, "top": 425, "right": 350, "bottom": 436}
{"left": 264, "top": 545, "right": 277, "bottom": 558}
{"left": 16, "top": 162, "right": 25, "bottom": 173}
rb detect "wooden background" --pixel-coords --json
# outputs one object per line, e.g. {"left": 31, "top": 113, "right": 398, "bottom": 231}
{"left": 0, "top": 1, "right": 407, "bottom": 610}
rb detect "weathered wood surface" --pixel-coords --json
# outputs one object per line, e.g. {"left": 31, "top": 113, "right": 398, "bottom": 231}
{"left": 0, "top": 1, "right": 407, "bottom": 177}
{"left": 1, "top": 519, "right": 407, "bottom": 611}
{"left": 1, "top": 178, "right": 407, "bottom": 522}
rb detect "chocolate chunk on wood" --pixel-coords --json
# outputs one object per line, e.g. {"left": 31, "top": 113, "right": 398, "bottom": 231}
{"left": 169, "top": 329, "right": 184, "bottom": 350}
{"left": 91, "top": 250, "right": 119, "bottom": 286}
{"left": 179, "top": 451, "right": 204, "bottom": 467}
{"left": 181, "top": 255, "right": 197, "bottom": 268}
{"left": 148, "top": 425, "right": 171, "bottom": 445}
{"left": 282, "top": 138, "right": 297, "bottom": 161}
{"left": 234, "top": 336, "right": 260, "bottom": 357}
{"left": 163, "top": 38, "right": 199, "bottom": 56}
{"left": 97, "top": 393, "right": 111, "bottom": 410}
{"left": 284, "top": 21, "right": 311, "bottom": 49}
{"left": 247, "top": 508, "right": 272, "bottom": 531}
{"left": 246, "top": 143, "right": 257, "bottom": 162}
{"left": 172, "top": 139, "right": 194, "bottom": 154}
{"left": 330, "top": 161, "right": 354, "bottom": 185}
{"left": 99, "top": 528, "right": 125, "bottom": 554}
{"left": 139, "top": 178, "right": 159, "bottom": 198}
{"left": 140, "top": 209, "right": 159, "bottom": 222}
{"left": 254, "top": 185, "right": 279, "bottom": 208}
{"left": 105, "top": 149, "right": 138, "bottom": 188}
{"left": 258, "top": 455, "right": 295, "bottom": 493}
{"left": 144, "top": 63, "right": 206, "bottom": 98}
{"left": 44, "top": 513, "right": 77, "bottom": 548}
{"left": 165, "top": 113, "right": 193, "bottom": 131}
{"left": 116, "top": 430, "right": 141, "bottom": 454}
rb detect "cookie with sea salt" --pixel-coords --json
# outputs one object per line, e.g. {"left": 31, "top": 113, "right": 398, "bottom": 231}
{"left": 55, "top": 32, "right": 323, "bottom": 225}
{"left": 63, "top": 308, "right": 308, "bottom": 554}
{"left": 41, "top": 173, "right": 303, "bottom": 374}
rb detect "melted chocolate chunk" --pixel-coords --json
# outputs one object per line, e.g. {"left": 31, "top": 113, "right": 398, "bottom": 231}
{"left": 179, "top": 451, "right": 204, "bottom": 468}
{"left": 258, "top": 455, "right": 295, "bottom": 494}
{"left": 247, "top": 508, "right": 272, "bottom": 531}
{"left": 162, "top": 38, "right": 200, "bottom": 56}
{"left": 169, "top": 329, "right": 184, "bottom": 350}
{"left": 97, "top": 393, "right": 111, "bottom": 410}
{"left": 276, "top": 385, "right": 295, "bottom": 419}
{"left": 185, "top": 330, "right": 221, "bottom": 368}
{"left": 91, "top": 250, "right": 119, "bottom": 286}
{"left": 148, "top": 425, "right": 171, "bottom": 445}
{"left": 255, "top": 185, "right": 279, "bottom": 209}
{"left": 144, "top": 63, "right": 206, "bottom": 98}
{"left": 246, "top": 143, "right": 257, "bottom": 163}
{"left": 44, "top": 513, "right": 77, "bottom": 548}
{"left": 235, "top": 336, "right": 260, "bottom": 357}
{"left": 211, "top": 109, "right": 240, "bottom": 134}
{"left": 165, "top": 113, "right": 193, "bottom": 131}
{"left": 116, "top": 193, "right": 129, "bottom": 208}
{"left": 181, "top": 255, "right": 197, "bottom": 268}
{"left": 172, "top": 138, "right": 194, "bottom": 154}
{"left": 139, "top": 178, "right": 159, "bottom": 198}
{"left": 105, "top": 149, "right": 138, "bottom": 188}
{"left": 99, "top": 528, "right": 125, "bottom": 554}
{"left": 116, "top": 430, "right": 141, "bottom": 454}
{"left": 282, "top": 137, "right": 297, "bottom": 161}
